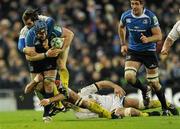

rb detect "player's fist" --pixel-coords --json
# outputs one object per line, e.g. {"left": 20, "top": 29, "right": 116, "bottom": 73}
{"left": 23, "top": 47, "right": 37, "bottom": 56}
{"left": 160, "top": 47, "right": 169, "bottom": 62}
{"left": 40, "top": 99, "right": 50, "bottom": 106}
{"left": 34, "top": 73, "right": 43, "bottom": 83}
{"left": 140, "top": 33, "right": 149, "bottom": 43}
{"left": 114, "top": 87, "right": 126, "bottom": 97}
{"left": 46, "top": 48, "right": 59, "bottom": 57}
{"left": 161, "top": 47, "right": 169, "bottom": 55}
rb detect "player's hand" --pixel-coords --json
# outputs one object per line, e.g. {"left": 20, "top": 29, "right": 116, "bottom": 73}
{"left": 160, "top": 47, "right": 169, "bottom": 62}
{"left": 140, "top": 33, "right": 149, "bottom": 43}
{"left": 23, "top": 47, "right": 37, "bottom": 56}
{"left": 121, "top": 45, "right": 128, "bottom": 56}
{"left": 114, "top": 87, "right": 126, "bottom": 97}
{"left": 34, "top": 73, "right": 44, "bottom": 83}
{"left": 46, "top": 48, "right": 59, "bottom": 57}
{"left": 40, "top": 99, "right": 50, "bottom": 106}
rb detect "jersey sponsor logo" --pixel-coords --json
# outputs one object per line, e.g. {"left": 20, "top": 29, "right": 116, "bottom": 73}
{"left": 134, "top": 26, "right": 139, "bottom": 29}
{"left": 153, "top": 16, "right": 158, "bottom": 25}
{"left": 126, "top": 18, "right": 131, "bottom": 23}
{"left": 34, "top": 41, "right": 41, "bottom": 45}
{"left": 143, "top": 19, "right": 148, "bottom": 24}
{"left": 54, "top": 25, "right": 62, "bottom": 33}
{"left": 149, "top": 64, "right": 157, "bottom": 68}
{"left": 126, "top": 55, "right": 131, "bottom": 60}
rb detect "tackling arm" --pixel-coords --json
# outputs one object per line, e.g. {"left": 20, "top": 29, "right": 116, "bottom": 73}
{"left": 25, "top": 47, "right": 46, "bottom": 61}
{"left": 60, "top": 27, "right": 74, "bottom": 50}
{"left": 96, "top": 80, "right": 126, "bottom": 96}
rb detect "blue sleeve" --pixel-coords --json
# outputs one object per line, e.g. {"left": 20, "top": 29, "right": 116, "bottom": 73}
{"left": 25, "top": 30, "right": 36, "bottom": 47}
{"left": 120, "top": 12, "right": 126, "bottom": 25}
{"left": 52, "top": 25, "right": 63, "bottom": 37}
{"left": 46, "top": 17, "right": 55, "bottom": 35}
{"left": 149, "top": 13, "right": 159, "bottom": 28}
{"left": 18, "top": 38, "right": 25, "bottom": 52}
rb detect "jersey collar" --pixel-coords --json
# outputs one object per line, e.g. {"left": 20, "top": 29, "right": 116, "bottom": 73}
{"left": 131, "top": 8, "right": 146, "bottom": 18}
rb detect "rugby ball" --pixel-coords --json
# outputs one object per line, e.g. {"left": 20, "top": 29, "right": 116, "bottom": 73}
{"left": 50, "top": 37, "right": 64, "bottom": 49}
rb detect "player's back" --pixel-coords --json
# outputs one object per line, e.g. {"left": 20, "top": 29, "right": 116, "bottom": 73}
{"left": 121, "top": 9, "right": 159, "bottom": 52}
{"left": 80, "top": 93, "right": 124, "bottom": 112}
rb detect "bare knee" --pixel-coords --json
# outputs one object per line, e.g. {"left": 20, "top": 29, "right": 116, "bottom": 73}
{"left": 124, "top": 70, "right": 137, "bottom": 84}
{"left": 44, "top": 79, "right": 54, "bottom": 93}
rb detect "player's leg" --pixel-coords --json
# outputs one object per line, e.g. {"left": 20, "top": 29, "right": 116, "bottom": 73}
{"left": 67, "top": 89, "right": 112, "bottom": 119}
{"left": 146, "top": 68, "right": 179, "bottom": 115}
{"left": 43, "top": 70, "right": 64, "bottom": 108}
{"left": 123, "top": 97, "right": 161, "bottom": 110}
{"left": 56, "top": 46, "right": 70, "bottom": 97}
{"left": 125, "top": 60, "right": 150, "bottom": 106}
{"left": 30, "top": 73, "right": 44, "bottom": 100}
{"left": 30, "top": 73, "right": 54, "bottom": 122}
{"left": 114, "top": 107, "right": 160, "bottom": 117}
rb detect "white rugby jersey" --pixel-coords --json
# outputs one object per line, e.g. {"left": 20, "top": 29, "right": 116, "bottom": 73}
{"left": 19, "top": 15, "right": 49, "bottom": 38}
{"left": 80, "top": 93, "right": 125, "bottom": 112}
{"left": 168, "top": 20, "right": 180, "bottom": 41}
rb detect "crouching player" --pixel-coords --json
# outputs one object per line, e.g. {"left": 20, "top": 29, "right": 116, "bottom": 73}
{"left": 24, "top": 74, "right": 119, "bottom": 120}
{"left": 41, "top": 80, "right": 179, "bottom": 118}
{"left": 74, "top": 80, "right": 179, "bottom": 118}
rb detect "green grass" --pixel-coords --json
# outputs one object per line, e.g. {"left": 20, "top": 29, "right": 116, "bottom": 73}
{"left": 0, "top": 110, "right": 180, "bottom": 129}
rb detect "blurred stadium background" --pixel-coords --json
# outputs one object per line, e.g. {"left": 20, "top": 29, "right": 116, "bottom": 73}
{"left": 0, "top": 0, "right": 179, "bottom": 111}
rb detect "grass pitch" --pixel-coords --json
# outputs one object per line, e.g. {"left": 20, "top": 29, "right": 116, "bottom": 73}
{"left": 0, "top": 110, "right": 180, "bottom": 129}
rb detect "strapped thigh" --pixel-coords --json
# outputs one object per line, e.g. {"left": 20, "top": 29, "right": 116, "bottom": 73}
{"left": 125, "top": 67, "right": 137, "bottom": 73}
{"left": 146, "top": 73, "right": 161, "bottom": 90}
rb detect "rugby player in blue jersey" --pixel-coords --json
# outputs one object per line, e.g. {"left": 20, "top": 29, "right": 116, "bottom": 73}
{"left": 118, "top": 0, "right": 178, "bottom": 115}
{"left": 18, "top": 8, "right": 72, "bottom": 97}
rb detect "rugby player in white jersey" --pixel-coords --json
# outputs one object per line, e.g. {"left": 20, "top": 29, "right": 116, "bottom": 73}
{"left": 161, "top": 20, "right": 180, "bottom": 57}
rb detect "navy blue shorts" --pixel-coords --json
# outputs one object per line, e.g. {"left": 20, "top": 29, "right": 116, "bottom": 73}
{"left": 28, "top": 57, "right": 57, "bottom": 73}
{"left": 126, "top": 49, "right": 159, "bottom": 69}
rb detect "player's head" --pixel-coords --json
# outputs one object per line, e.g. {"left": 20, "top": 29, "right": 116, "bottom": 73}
{"left": 22, "top": 8, "right": 39, "bottom": 29}
{"left": 34, "top": 20, "right": 47, "bottom": 41}
{"left": 130, "top": 0, "right": 144, "bottom": 16}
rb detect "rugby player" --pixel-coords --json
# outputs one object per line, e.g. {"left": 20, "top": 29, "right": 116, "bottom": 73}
{"left": 118, "top": 0, "right": 177, "bottom": 115}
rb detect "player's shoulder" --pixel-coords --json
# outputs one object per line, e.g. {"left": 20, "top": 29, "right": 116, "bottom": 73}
{"left": 121, "top": 10, "right": 131, "bottom": 18}
{"left": 26, "top": 26, "right": 36, "bottom": 37}
{"left": 38, "top": 15, "right": 49, "bottom": 21}
{"left": 175, "top": 20, "right": 180, "bottom": 26}
{"left": 20, "top": 26, "right": 29, "bottom": 35}
{"left": 144, "top": 8, "right": 156, "bottom": 17}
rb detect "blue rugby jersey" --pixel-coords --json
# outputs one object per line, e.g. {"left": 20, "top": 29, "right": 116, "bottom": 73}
{"left": 25, "top": 19, "right": 62, "bottom": 48}
{"left": 120, "top": 9, "right": 159, "bottom": 52}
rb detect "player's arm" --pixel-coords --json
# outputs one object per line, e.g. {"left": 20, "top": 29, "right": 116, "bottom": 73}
{"left": 60, "top": 27, "right": 74, "bottom": 50}
{"left": 25, "top": 47, "right": 47, "bottom": 61}
{"left": 118, "top": 20, "right": 126, "bottom": 46}
{"left": 40, "top": 94, "right": 65, "bottom": 106}
{"left": 96, "top": 80, "right": 126, "bottom": 96}
{"left": 118, "top": 20, "right": 128, "bottom": 55}
{"left": 161, "top": 37, "right": 174, "bottom": 55}
{"left": 140, "top": 26, "right": 162, "bottom": 43}
{"left": 24, "top": 74, "right": 43, "bottom": 94}
{"left": 161, "top": 21, "right": 180, "bottom": 55}
{"left": 18, "top": 37, "right": 25, "bottom": 53}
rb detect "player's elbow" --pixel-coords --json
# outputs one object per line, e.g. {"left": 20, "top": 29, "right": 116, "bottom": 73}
{"left": 157, "top": 34, "right": 162, "bottom": 41}
{"left": 24, "top": 86, "right": 31, "bottom": 94}
{"left": 63, "top": 28, "right": 74, "bottom": 40}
